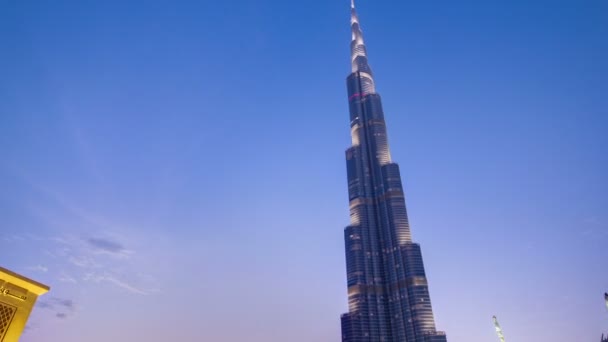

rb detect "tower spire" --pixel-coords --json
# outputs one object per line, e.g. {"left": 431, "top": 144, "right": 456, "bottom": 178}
{"left": 350, "top": 0, "right": 376, "bottom": 93}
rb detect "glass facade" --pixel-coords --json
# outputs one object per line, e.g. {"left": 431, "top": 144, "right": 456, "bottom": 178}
{"left": 340, "top": 3, "right": 447, "bottom": 342}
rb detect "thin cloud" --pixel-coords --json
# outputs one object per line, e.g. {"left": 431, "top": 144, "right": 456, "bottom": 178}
{"left": 0, "top": 175, "right": 165, "bottom": 325}
{"left": 38, "top": 297, "right": 76, "bottom": 311}
{"left": 68, "top": 255, "right": 98, "bottom": 268}
{"left": 55, "top": 299, "right": 75, "bottom": 310}
{"left": 103, "top": 276, "right": 150, "bottom": 295}
{"left": 27, "top": 265, "right": 49, "bottom": 273}
{"left": 84, "top": 273, "right": 153, "bottom": 295}
{"left": 37, "top": 297, "right": 77, "bottom": 320}
{"left": 23, "top": 324, "right": 36, "bottom": 334}
{"left": 581, "top": 217, "right": 608, "bottom": 238}
{"left": 51, "top": 234, "right": 157, "bottom": 295}
{"left": 58, "top": 272, "right": 78, "bottom": 284}
{"left": 37, "top": 301, "right": 53, "bottom": 310}
{"left": 87, "top": 237, "right": 130, "bottom": 256}
{"left": 5, "top": 228, "right": 161, "bottom": 303}
{"left": 1, "top": 235, "right": 25, "bottom": 243}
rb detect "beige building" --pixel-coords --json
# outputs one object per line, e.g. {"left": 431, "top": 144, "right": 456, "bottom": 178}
{"left": 0, "top": 267, "right": 49, "bottom": 342}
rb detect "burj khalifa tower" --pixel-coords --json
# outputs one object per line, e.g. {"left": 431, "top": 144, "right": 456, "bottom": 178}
{"left": 340, "top": 1, "right": 448, "bottom": 341}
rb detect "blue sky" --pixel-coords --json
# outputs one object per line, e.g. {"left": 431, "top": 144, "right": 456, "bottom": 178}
{"left": 1, "top": 0, "right": 607, "bottom": 341}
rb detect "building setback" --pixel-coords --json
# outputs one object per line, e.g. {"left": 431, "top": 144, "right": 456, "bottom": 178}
{"left": 339, "top": 1, "right": 448, "bottom": 341}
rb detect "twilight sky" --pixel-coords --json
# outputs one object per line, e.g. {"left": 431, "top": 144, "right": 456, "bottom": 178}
{"left": 1, "top": 0, "right": 607, "bottom": 341}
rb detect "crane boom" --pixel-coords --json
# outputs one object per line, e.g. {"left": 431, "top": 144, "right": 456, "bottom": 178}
{"left": 493, "top": 316, "right": 506, "bottom": 342}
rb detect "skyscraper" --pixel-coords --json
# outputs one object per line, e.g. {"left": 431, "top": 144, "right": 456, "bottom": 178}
{"left": 340, "top": 2, "right": 448, "bottom": 341}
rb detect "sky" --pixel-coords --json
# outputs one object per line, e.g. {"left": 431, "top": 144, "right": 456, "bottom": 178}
{"left": 0, "top": 0, "right": 607, "bottom": 341}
